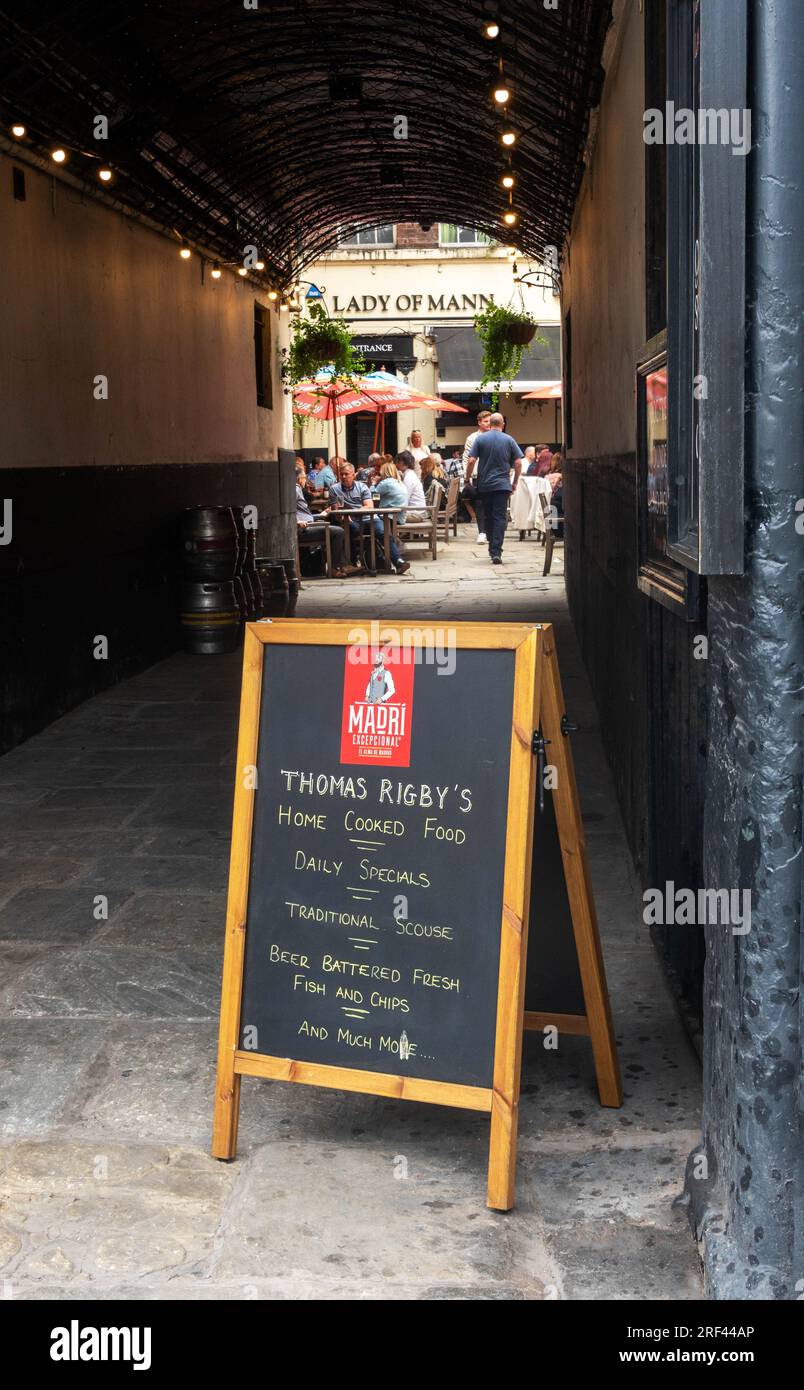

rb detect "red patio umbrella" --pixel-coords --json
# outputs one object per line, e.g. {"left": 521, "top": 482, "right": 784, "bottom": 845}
{"left": 293, "top": 371, "right": 467, "bottom": 461}
{"left": 522, "top": 381, "right": 562, "bottom": 399}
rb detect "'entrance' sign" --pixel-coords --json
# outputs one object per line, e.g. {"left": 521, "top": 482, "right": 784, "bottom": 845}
{"left": 212, "top": 620, "right": 621, "bottom": 1209}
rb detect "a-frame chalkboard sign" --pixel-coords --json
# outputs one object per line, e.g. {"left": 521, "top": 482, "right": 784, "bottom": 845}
{"left": 212, "top": 620, "right": 620, "bottom": 1210}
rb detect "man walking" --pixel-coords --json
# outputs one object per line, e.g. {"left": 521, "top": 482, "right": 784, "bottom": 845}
{"left": 462, "top": 408, "right": 492, "bottom": 541}
{"left": 465, "top": 412, "right": 523, "bottom": 564}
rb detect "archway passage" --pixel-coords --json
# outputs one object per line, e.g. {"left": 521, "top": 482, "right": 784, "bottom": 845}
{"left": 0, "top": 0, "right": 610, "bottom": 282}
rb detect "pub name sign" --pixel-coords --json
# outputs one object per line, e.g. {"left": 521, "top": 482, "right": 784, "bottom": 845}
{"left": 331, "top": 292, "right": 491, "bottom": 315}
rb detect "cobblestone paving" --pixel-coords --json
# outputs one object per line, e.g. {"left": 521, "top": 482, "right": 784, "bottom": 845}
{"left": 0, "top": 531, "right": 703, "bottom": 1299}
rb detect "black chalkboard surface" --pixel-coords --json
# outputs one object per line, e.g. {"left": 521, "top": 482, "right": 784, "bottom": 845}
{"left": 239, "top": 641, "right": 515, "bottom": 1089}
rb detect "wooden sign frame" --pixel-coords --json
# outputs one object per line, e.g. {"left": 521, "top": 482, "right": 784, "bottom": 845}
{"left": 212, "top": 620, "right": 620, "bottom": 1211}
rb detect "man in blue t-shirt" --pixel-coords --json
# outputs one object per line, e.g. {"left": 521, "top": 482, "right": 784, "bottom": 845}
{"left": 465, "top": 413, "right": 523, "bottom": 563}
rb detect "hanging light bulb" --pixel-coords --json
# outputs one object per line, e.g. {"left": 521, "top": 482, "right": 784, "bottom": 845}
{"left": 267, "top": 289, "right": 278, "bottom": 301}
{"left": 211, "top": 263, "right": 222, "bottom": 280}
{"left": 280, "top": 301, "right": 289, "bottom": 312}
{"left": 179, "top": 242, "right": 192, "bottom": 259}
{"left": 11, "top": 123, "right": 26, "bottom": 138}
{"left": 482, "top": 21, "right": 500, "bottom": 39}
{"left": 493, "top": 84, "right": 510, "bottom": 105}
{"left": 502, "top": 173, "right": 515, "bottom": 189}
{"left": 501, "top": 130, "right": 517, "bottom": 147}
{"left": 98, "top": 167, "right": 113, "bottom": 183}
{"left": 503, "top": 210, "right": 517, "bottom": 226}
{"left": 237, "top": 266, "right": 248, "bottom": 276}
{"left": 51, "top": 148, "right": 67, "bottom": 163}
{"left": 255, "top": 260, "right": 265, "bottom": 271}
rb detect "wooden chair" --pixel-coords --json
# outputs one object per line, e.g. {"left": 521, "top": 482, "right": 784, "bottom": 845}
{"left": 396, "top": 483, "right": 443, "bottom": 561}
{"left": 539, "top": 494, "right": 564, "bottom": 576}
{"left": 440, "top": 476, "right": 460, "bottom": 543}
{"left": 297, "top": 523, "right": 332, "bottom": 577}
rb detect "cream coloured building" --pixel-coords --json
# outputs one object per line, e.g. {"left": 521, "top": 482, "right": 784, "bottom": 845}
{"left": 297, "top": 223, "right": 561, "bottom": 465}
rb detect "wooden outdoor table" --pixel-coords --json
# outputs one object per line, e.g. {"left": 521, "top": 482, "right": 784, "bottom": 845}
{"left": 330, "top": 506, "right": 405, "bottom": 572}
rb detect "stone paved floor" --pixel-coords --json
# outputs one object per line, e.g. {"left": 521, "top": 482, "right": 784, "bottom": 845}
{"left": 0, "top": 530, "right": 703, "bottom": 1299}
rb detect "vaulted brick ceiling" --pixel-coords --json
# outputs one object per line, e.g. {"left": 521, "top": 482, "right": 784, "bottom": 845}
{"left": 1, "top": 0, "right": 611, "bottom": 287}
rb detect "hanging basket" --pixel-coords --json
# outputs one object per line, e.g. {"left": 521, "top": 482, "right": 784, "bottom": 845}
{"left": 502, "top": 321, "right": 537, "bottom": 346}
{"left": 310, "top": 334, "right": 344, "bottom": 362}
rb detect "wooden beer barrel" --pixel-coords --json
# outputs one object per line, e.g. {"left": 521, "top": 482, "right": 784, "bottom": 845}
{"left": 180, "top": 580, "right": 240, "bottom": 654}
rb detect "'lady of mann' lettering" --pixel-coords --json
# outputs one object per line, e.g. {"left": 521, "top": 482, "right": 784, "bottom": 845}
{"left": 365, "top": 651, "right": 395, "bottom": 704}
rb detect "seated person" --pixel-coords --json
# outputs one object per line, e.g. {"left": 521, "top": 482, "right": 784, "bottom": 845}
{"left": 356, "top": 452, "right": 382, "bottom": 486}
{"left": 371, "top": 462, "right": 410, "bottom": 574}
{"left": 548, "top": 453, "right": 564, "bottom": 515}
{"left": 331, "top": 463, "right": 409, "bottom": 575}
{"left": 296, "top": 482, "right": 355, "bottom": 577}
{"left": 295, "top": 455, "right": 308, "bottom": 487}
{"left": 421, "top": 453, "right": 448, "bottom": 507}
{"left": 306, "top": 455, "right": 337, "bottom": 491}
{"left": 395, "top": 450, "right": 428, "bottom": 522}
{"left": 527, "top": 446, "right": 554, "bottom": 477}
{"left": 329, "top": 463, "right": 377, "bottom": 573}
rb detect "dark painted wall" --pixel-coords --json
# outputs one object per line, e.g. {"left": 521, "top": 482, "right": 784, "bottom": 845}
{"left": 0, "top": 459, "right": 296, "bottom": 753}
{"left": 565, "top": 452, "right": 708, "bottom": 1032}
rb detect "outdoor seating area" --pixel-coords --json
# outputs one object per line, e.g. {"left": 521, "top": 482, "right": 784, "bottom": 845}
{"left": 295, "top": 438, "right": 563, "bottom": 581}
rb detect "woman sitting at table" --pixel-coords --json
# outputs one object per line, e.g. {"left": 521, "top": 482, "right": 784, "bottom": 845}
{"left": 421, "top": 453, "right": 448, "bottom": 508}
{"left": 371, "top": 462, "right": 410, "bottom": 575}
{"left": 372, "top": 460, "right": 408, "bottom": 520}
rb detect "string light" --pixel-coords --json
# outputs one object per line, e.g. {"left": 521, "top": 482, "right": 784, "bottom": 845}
{"left": 179, "top": 242, "right": 191, "bottom": 259}
{"left": 255, "top": 259, "right": 265, "bottom": 271}
{"left": 211, "top": 263, "right": 222, "bottom": 279}
{"left": 51, "top": 147, "right": 67, "bottom": 163}
{"left": 502, "top": 173, "right": 515, "bottom": 189}
{"left": 98, "top": 167, "right": 113, "bottom": 182}
{"left": 493, "top": 84, "right": 510, "bottom": 105}
{"left": 482, "top": 21, "right": 500, "bottom": 39}
{"left": 501, "top": 130, "right": 516, "bottom": 146}
{"left": 11, "top": 123, "right": 26, "bottom": 138}
{"left": 503, "top": 210, "right": 517, "bottom": 226}
{"left": 267, "top": 290, "right": 278, "bottom": 300}
{"left": 237, "top": 266, "right": 248, "bottom": 277}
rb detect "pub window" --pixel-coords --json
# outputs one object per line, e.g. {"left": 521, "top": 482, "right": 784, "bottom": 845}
{"left": 663, "top": 0, "right": 746, "bottom": 574}
{"left": 339, "top": 225, "right": 395, "bottom": 247}
{"left": 636, "top": 332, "right": 698, "bottom": 617}
{"left": 254, "top": 302, "right": 273, "bottom": 410}
{"left": 439, "top": 225, "right": 492, "bottom": 246}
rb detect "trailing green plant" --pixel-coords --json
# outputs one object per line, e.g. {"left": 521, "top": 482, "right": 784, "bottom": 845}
{"left": 282, "top": 301, "right": 365, "bottom": 387}
{"left": 473, "top": 298, "right": 543, "bottom": 404}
